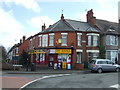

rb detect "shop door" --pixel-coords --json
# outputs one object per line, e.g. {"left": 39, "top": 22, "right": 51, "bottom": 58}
{"left": 49, "top": 54, "right": 54, "bottom": 68}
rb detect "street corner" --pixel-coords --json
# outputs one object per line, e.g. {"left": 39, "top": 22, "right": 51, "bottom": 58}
{"left": 1, "top": 76, "right": 34, "bottom": 89}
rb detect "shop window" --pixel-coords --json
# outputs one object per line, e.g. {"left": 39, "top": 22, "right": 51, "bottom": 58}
{"left": 39, "top": 54, "right": 45, "bottom": 64}
{"left": 76, "top": 52, "right": 82, "bottom": 63}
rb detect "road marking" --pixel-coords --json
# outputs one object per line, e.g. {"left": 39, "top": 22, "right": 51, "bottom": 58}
{"left": 19, "top": 74, "right": 71, "bottom": 90}
{"left": 110, "top": 84, "right": 120, "bottom": 89}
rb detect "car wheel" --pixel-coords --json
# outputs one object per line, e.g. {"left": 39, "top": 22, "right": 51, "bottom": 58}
{"left": 97, "top": 68, "right": 102, "bottom": 73}
{"left": 116, "top": 68, "right": 120, "bottom": 72}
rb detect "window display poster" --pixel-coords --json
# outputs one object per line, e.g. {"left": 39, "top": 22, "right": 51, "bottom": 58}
{"left": 62, "top": 62, "right": 66, "bottom": 69}
{"left": 49, "top": 61, "right": 53, "bottom": 67}
{"left": 36, "top": 54, "right": 40, "bottom": 64}
{"left": 54, "top": 63, "right": 57, "bottom": 69}
{"left": 67, "top": 64, "right": 71, "bottom": 69}
{"left": 67, "top": 55, "right": 71, "bottom": 64}
{"left": 58, "top": 62, "right": 62, "bottom": 69}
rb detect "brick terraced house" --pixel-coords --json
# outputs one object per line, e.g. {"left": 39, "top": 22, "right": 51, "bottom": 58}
{"left": 8, "top": 9, "right": 119, "bottom": 69}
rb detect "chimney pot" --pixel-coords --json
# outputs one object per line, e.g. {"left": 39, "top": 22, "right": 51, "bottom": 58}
{"left": 42, "top": 23, "right": 46, "bottom": 31}
{"left": 23, "top": 36, "right": 26, "bottom": 43}
{"left": 61, "top": 14, "right": 64, "bottom": 21}
{"left": 20, "top": 39, "right": 22, "bottom": 44}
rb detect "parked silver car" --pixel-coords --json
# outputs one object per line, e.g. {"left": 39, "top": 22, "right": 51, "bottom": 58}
{"left": 88, "top": 59, "right": 120, "bottom": 73}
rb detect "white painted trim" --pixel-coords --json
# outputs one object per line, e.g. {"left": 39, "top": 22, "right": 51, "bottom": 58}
{"left": 77, "top": 33, "right": 82, "bottom": 35}
{"left": 76, "top": 49, "right": 83, "bottom": 52}
{"left": 19, "top": 74, "right": 71, "bottom": 90}
{"left": 39, "top": 35, "right": 42, "bottom": 37}
{"left": 61, "top": 33, "right": 68, "bottom": 35}
{"left": 49, "top": 33, "right": 55, "bottom": 35}
{"left": 106, "top": 50, "right": 118, "bottom": 52}
{"left": 87, "top": 33, "right": 99, "bottom": 36}
{"left": 87, "top": 50, "right": 99, "bottom": 53}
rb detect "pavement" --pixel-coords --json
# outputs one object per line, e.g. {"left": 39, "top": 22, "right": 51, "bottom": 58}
{"left": 3, "top": 67, "right": 90, "bottom": 74}
{"left": 1, "top": 68, "right": 90, "bottom": 89}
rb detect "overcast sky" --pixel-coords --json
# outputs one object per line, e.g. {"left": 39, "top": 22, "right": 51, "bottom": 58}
{"left": 0, "top": 0, "right": 119, "bottom": 50}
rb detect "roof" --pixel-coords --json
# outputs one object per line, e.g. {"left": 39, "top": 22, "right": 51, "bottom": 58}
{"left": 41, "top": 19, "right": 100, "bottom": 33}
{"left": 96, "top": 19, "right": 119, "bottom": 35}
{"left": 65, "top": 19, "right": 99, "bottom": 32}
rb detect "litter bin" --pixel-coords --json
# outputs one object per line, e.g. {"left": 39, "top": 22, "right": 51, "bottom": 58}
{"left": 31, "top": 63, "right": 36, "bottom": 71}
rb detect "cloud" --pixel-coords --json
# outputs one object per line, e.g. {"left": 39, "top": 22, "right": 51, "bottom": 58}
{"left": 26, "top": 16, "right": 56, "bottom": 30}
{"left": 94, "top": 10, "right": 118, "bottom": 23}
{"left": 1, "top": 0, "right": 41, "bottom": 13}
{"left": 76, "top": 10, "right": 118, "bottom": 23}
{"left": 0, "top": 8, "right": 26, "bottom": 48}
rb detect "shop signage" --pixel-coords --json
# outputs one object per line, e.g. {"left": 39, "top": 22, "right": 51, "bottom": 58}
{"left": 55, "top": 49, "right": 72, "bottom": 54}
{"left": 28, "top": 52, "right": 34, "bottom": 54}
{"left": 33, "top": 50, "right": 46, "bottom": 54}
{"left": 50, "top": 49, "right": 55, "bottom": 53}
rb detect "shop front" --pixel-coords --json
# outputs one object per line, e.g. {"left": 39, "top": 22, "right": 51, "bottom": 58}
{"left": 34, "top": 50, "right": 46, "bottom": 64}
{"left": 30, "top": 48, "right": 73, "bottom": 70}
{"left": 49, "top": 49, "right": 72, "bottom": 69}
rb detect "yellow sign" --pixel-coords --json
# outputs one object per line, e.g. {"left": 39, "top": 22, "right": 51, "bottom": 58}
{"left": 55, "top": 49, "right": 72, "bottom": 54}
{"left": 62, "top": 62, "right": 66, "bottom": 69}
{"left": 34, "top": 50, "right": 46, "bottom": 54}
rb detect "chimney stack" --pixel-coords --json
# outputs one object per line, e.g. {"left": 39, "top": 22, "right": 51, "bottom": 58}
{"left": 61, "top": 14, "right": 64, "bottom": 21}
{"left": 23, "top": 36, "right": 26, "bottom": 43}
{"left": 86, "top": 9, "right": 96, "bottom": 26}
{"left": 42, "top": 23, "right": 46, "bottom": 31}
{"left": 20, "top": 39, "right": 22, "bottom": 44}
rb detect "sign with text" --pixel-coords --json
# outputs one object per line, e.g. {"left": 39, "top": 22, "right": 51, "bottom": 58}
{"left": 55, "top": 49, "right": 72, "bottom": 54}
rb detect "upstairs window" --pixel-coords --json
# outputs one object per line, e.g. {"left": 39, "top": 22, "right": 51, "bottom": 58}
{"left": 39, "top": 35, "right": 42, "bottom": 47}
{"left": 49, "top": 33, "right": 54, "bottom": 46}
{"left": 77, "top": 33, "right": 82, "bottom": 46}
{"left": 42, "top": 34, "right": 48, "bottom": 47}
{"left": 88, "top": 36, "right": 92, "bottom": 46}
{"left": 106, "top": 35, "right": 118, "bottom": 46}
{"left": 61, "top": 33, "right": 67, "bottom": 46}
{"left": 93, "top": 35, "right": 98, "bottom": 46}
{"left": 87, "top": 33, "right": 99, "bottom": 46}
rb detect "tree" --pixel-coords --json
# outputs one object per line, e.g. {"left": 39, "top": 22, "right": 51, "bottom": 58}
{"left": 19, "top": 50, "right": 28, "bottom": 66}
{"left": 98, "top": 34, "right": 105, "bottom": 59}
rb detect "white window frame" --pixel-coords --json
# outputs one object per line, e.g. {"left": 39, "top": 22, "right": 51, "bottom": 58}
{"left": 106, "top": 35, "right": 118, "bottom": 46}
{"left": 49, "top": 33, "right": 54, "bottom": 46}
{"left": 39, "top": 35, "right": 42, "bottom": 47}
{"left": 42, "top": 34, "right": 48, "bottom": 47}
{"left": 61, "top": 33, "right": 68, "bottom": 46}
{"left": 76, "top": 52, "right": 82, "bottom": 64}
{"left": 106, "top": 50, "right": 118, "bottom": 63}
{"left": 88, "top": 35, "right": 92, "bottom": 46}
{"left": 77, "top": 33, "right": 82, "bottom": 46}
{"left": 93, "top": 35, "right": 98, "bottom": 46}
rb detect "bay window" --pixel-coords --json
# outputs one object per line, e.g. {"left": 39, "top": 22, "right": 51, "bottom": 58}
{"left": 106, "top": 35, "right": 118, "bottom": 46}
{"left": 106, "top": 50, "right": 118, "bottom": 63}
{"left": 87, "top": 33, "right": 99, "bottom": 46}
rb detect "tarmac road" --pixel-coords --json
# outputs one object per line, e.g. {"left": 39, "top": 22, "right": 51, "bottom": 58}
{"left": 21, "top": 72, "right": 119, "bottom": 89}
